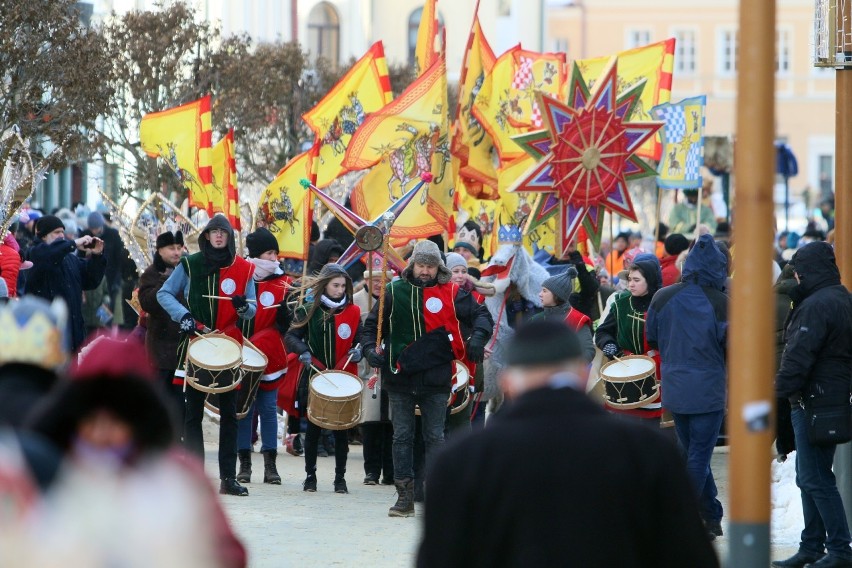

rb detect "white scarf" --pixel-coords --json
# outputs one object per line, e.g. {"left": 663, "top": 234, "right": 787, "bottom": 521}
{"left": 320, "top": 294, "right": 347, "bottom": 309}
{"left": 250, "top": 258, "right": 283, "bottom": 281}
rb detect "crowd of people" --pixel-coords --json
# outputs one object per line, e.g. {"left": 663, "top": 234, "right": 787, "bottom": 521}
{"left": 0, "top": 193, "right": 850, "bottom": 567}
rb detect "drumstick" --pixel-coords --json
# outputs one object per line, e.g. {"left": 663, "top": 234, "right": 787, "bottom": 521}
{"left": 202, "top": 294, "right": 257, "bottom": 302}
{"left": 309, "top": 362, "right": 338, "bottom": 389}
{"left": 341, "top": 343, "right": 361, "bottom": 370}
{"left": 262, "top": 304, "right": 281, "bottom": 309}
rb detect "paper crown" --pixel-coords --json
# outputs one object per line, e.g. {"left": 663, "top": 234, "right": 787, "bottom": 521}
{"left": 498, "top": 225, "right": 523, "bottom": 245}
{"left": 455, "top": 225, "right": 481, "bottom": 250}
{"left": 363, "top": 254, "right": 395, "bottom": 278}
{"left": 0, "top": 297, "right": 69, "bottom": 370}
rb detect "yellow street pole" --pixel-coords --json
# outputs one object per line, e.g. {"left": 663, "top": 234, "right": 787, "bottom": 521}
{"left": 728, "top": 0, "right": 776, "bottom": 564}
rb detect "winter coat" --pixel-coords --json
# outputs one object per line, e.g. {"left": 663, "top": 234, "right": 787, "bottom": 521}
{"left": 0, "top": 242, "right": 21, "bottom": 298}
{"left": 646, "top": 235, "right": 729, "bottom": 414}
{"left": 83, "top": 225, "right": 124, "bottom": 294}
{"left": 660, "top": 254, "right": 680, "bottom": 287}
{"left": 81, "top": 276, "right": 110, "bottom": 329}
{"left": 138, "top": 256, "right": 183, "bottom": 371}
{"left": 775, "top": 242, "right": 852, "bottom": 401}
{"left": 417, "top": 385, "right": 719, "bottom": 568}
{"left": 360, "top": 270, "right": 493, "bottom": 395}
{"left": 530, "top": 303, "right": 596, "bottom": 363}
{"left": 26, "top": 238, "right": 107, "bottom": 351}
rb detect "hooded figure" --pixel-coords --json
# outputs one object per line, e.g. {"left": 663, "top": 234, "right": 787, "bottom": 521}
{"left": 198, "top": 215, "right": 237, "bottom": 274}
{"left": 306, "top": 239, "right": 343, "bottom": 275}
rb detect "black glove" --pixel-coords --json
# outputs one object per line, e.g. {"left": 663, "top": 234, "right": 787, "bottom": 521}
{"left": 298, "top": 351, "right": 313, "bottom": 366}
{"left": 567, "top": 250, "right": 585, "bottom": 268}
{"left": 365, "top": 347, "right": 386, "bottom": 368}
{"left": 231, "top": 295, "right": 249, "bottom": 314}
{"left": 466, "top": 335, "right": 487, "bottom": 364}
{"left": 347, "top": 347, "right": 362, "bottom": 363}
{"left": 179, "top": 313, "right": 203, "bottom": 335}
{"left": 602, "top": 342, "right": 621, "bottom": 359}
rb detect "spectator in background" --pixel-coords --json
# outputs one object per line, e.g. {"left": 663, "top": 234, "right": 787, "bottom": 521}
{"left": 655, "top": 222, "right": 669, "bottom": 259}
{"left": 661, "top": 234, "right": 690, "bottom": 287}
{"left": 85, "top": 211, "right": 125, "bottom": 314}
{"left": 306, "top": 239, "right": 343, "bottom": 276}
{"left": 605, "top": 231, "right": 631, "bottom": 277}
{"left": 1, "top": 232, "right": 22, "bottom": 298}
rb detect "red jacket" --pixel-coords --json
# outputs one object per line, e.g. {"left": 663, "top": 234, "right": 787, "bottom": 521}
{"left": 660, "top": 254, "right": 680, "bottom": 287}
{"left": 0, "top": 242, "right": 21, "bottom": 297}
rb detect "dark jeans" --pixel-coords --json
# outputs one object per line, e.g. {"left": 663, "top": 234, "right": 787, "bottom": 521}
{"left": 304, "top": 420, "right": 348, "bottom": 474}
{"left": 672, "top": 410, "right": 724, "bottom": 523}
{"left": 388, "top": 390, "right": 447, "bottom": 480}
{"left": 361, "top": 422, "right": 394, "bottom": 479}
{"left": 158, "top": 368, "right": 185, "bottom": 441}
{"left": 184, "top": 384, "right": 237, "bottom": 480}
{"left": 791, "top": 407, "right": 852, "bottom": 559}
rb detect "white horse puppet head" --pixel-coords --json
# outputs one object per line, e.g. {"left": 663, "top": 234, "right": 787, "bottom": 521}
{"left": 479, "top": 225, "right": 550, "bottom": 409}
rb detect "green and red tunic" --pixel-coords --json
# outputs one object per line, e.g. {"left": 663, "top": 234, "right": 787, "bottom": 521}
{"left": 297, "top": 303, "right": 361, "bottom": 375}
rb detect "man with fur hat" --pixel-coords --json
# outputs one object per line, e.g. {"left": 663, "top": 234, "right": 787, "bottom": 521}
{"left": 27, "top": 215, "right": 106, "bottom": 352}
{"left": 417, "top": 319, "right": 719, "bottom": 568}
{"left": 137, "top": 230, "right": 186, "bottom": 424}
{"left": 236, "top": 227, "right": 292, "bottom": 486}
{"left": 157, "top": 215, "right": 257, "bottom": 496}
{"left": 532, "top": 267, "right": 595, "bottom": 362}
{"left": 361, "top": 239, "right": 493, "bottom": 517}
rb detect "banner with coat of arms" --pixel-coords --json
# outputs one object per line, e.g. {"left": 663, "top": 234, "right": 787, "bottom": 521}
{"left": 650, "top": 95, "right": 706, "bottom": 190}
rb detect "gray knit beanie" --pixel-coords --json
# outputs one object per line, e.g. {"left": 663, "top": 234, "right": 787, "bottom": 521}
{"left": 409, "top": 240, "right": 444, "bottom": 267}
{"left": 540, "top": 266, "right": 578, "bottom": 303}
{"left": 444, "top": 252, "right": 467, "bottom": 271}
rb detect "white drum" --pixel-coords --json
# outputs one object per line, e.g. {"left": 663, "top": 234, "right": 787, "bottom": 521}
{"left": 599, "top": 355, "right": 659, "bottom": 410}
{"left": 307, "top": 371, "right": 364, "bottom": 430}
{"left": 185, "top": 333, "right": 243, "bottom": 394}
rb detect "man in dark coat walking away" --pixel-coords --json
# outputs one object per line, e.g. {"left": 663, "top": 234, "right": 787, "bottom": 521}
{"left": 84, "top": 211, "right": 125, "bottom": 312}
{"left": 646, "top": 233, "right": 729, "bottom": 540}
{"left": 772, "top": 242, "right": 852, "bottom": 568}
{"left": 137, "top": 230, "right": 186, "bottom": 428}
{"left": 26, "top": 215, "right": 107, "bottom": 352}
{"left": 417, "top": 319, "right": 719, "bottom": 568}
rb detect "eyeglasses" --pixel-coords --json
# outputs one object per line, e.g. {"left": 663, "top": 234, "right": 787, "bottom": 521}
{"left": 209, "top": 228, "right": 229, "bottom": 237}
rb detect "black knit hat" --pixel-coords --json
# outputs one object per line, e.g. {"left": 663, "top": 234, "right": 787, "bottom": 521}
{"left": 36, "top": 215, "right": 65, "bottom": 238}
{"left": 155, "top": 230, "right": 184, "bottom": 250}
{"left": 505, "top": 320, "right": 582, "bottom": 367}
{"left": 664, "top": 233, "right": 690, "bottom": 256}
{"left": 246, "top": 227, "right": 279, "bottom": 258}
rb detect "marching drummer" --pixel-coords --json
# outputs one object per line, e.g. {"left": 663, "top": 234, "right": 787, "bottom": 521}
{"left": 594, "top": 253, "right": 666, "bottom": 425}
{"left": 284, "top": 263, "right": 362, "bottom": 494}
{"left": 235, "top": 228, "right": 293, "bottom": 486}
{"left": 157, "top": 215, "right": 257, "bottom": 497}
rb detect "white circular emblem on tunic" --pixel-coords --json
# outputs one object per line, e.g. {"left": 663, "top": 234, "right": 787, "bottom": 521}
{"left": 220, "top": 278, "right": 237, "bottom": 295}
{"left": 259, "top": 291, "right": 275, "bottom": 307}
{"left": 338, "top": 323, "right": 352, "bottom": 340}
{"left": 425, "top": 297, "right": 443, "bottom": 314}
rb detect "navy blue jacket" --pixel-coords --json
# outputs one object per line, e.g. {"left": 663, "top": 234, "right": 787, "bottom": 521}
{"left": 646, "top": 235, "right": 728, "bottom": 414}
{"left": 26, "top": 238, "right": 107, "bottom": 351}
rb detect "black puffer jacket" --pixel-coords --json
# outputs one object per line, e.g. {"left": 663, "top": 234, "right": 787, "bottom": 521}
{"left": 776, "top": 242, "right": 852, "bottom": 400}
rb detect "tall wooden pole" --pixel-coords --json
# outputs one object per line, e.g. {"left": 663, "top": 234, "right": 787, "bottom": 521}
{"left": 833, "top": 0, "right": 852, "bottom": 530}
{"left": 728, "top": 0, "right": 775, "bottom": 564}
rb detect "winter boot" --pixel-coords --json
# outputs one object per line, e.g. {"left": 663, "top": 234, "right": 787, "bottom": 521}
{"left": 262, "top": 450, "right": 281, "bottom": 485}
{"left": 303, "top": 470, "right": 318, "bottom": 492}
{"left": 220, "top": 478, "right": 249, "bottom": 496}
{"left": 236, "top": 450, "right": 252, "bottom": 483}
{"left": 388, "top": 478, "right": 415, "bottom": 517}
{"left": 285, "top": 433, "right": 304, "bottom": 456}
{"left": 333, "top": 469, "right": 348, "bottom": 494}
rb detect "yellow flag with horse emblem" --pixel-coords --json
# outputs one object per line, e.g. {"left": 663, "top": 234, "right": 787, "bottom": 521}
{"left": 471, "top": 46, "right": 566, "bottom": 164}
{"left": 345, "top": 56, "right": 453, "bottom": 240}
{"left": 211, "top": 130, "right": 240, "bottom": 229}
{"left": 140, "top": 96, "right": 215, "bottom": 214}
{"left": 577, "top": 39, "right": 675, "bottom": 160}
{"left": 414, "top": 0, "right": 442, "bottom": 77}
{"left": 303, "top": 41, "right": 393, "bottom": 188}
{"left": 256, "top": 148, "right": 317, "bottom": 259}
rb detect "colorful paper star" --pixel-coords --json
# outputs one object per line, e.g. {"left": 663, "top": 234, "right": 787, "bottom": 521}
{"left": 508, "top": 58, "right": 662, "bottom": 256}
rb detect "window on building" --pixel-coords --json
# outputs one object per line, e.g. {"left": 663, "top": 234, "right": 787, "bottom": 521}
{"left": 408, "top": 8, "right": 445, "bottom": 67}
{"left": 626, "top": 28, "right": 651, "bottom": 49}
{"left": 819, "top": 154, "right": 834, "bottom": 199}
{"left": 776, "top": 28, "right": 791, "bottom": 75}
{"left": 308, "top": 2, "right": 340, "bottom": 68}
{"left": 718, "top": 28, "right": 739, "bottom": 74}
{"left": 673, "top": 28, "right": 697, "bottom": 74}
{"left": 553, "top": 38, "right": 569, "bottom": 55}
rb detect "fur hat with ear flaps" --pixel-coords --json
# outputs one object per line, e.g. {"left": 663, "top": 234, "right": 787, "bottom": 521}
{"left": 403, "top": 240, "right": 451, "bottom": 284}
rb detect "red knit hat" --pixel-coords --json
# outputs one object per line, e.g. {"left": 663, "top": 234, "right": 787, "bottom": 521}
{"left": 73, "top": 334, "right": 155, "bottom": 382}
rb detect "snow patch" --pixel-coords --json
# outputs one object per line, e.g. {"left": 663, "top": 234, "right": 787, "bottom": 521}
{"left": 771, "top": 452, "right": 802, "bottom": 545}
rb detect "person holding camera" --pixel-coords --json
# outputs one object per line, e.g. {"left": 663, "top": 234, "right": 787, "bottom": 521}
{"left": 26, "top": 215, "right": 106, "bottom": 352}
{"left": 773, "top": 242, "right": 852, "bottom": 568}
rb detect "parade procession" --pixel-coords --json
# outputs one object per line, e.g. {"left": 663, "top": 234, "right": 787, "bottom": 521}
{"left": 1, "top": 0, "right": 852, "bottom": 566}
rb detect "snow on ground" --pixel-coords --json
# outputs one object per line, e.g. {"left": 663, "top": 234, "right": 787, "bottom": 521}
{"left": 771, "top": 451, "right": 802, "bottom": 545}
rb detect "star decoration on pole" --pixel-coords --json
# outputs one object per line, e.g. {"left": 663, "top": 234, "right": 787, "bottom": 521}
{"left": 507, "top": 58, "right": 662, "bottom": 256}
{"left": 301, "top": 173, "right": 433, "bottom": 273}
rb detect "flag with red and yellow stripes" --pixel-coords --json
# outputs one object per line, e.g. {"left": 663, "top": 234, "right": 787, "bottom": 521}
{"left": 140, "top": 96, "right": 214, "bottom": 213}
{"left": 577, "top": 38, "right": 675, "bottom": 160}
{"left": 256, "top": 147, "right": 318, "bottom": 260}
{"left": 211, "top": 129, "right": 240, "bottom": 230}
{"left": 303, "top": 41, "right": 393, "bottom": 188}
{"left": 414, "top": 0, "right": 441, "bottom": 77}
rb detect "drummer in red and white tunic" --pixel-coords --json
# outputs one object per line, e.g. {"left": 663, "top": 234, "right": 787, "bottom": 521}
{"left": 593, "top": 253, "right": 665, "bottom": 425}
{"left": 157, "top": 215, "right": 256, "bottom": 497}
{"left": 531, "top": 267, "right": 596, "bottom": 363}
{"left": 284, "top": 263, "right": 362, "bottom": 494}
{"left": 235, "top": 228, "right": 292, "bottom": 486}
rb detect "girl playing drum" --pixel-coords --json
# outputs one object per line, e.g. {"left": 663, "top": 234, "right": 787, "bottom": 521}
{"left": 285, "top": 263, "right": 362, "bottom": 493}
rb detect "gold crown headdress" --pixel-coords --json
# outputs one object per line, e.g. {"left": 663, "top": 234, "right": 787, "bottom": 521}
{"left": 0, "top": 297, "right": 69, "bottom": 370}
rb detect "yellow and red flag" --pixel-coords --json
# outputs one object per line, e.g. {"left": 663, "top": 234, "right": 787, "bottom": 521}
{"left": 345, "top": 57, "right": 452, "bottom": 240}
{"left": 140, "top": 95, "right": 214, "bottom": 214}
{"left": 577, "top": 38, "right": 675, "bottom": 160}
{"left": 471, "top": 47, "right": 566, "bottom": 164}
{"left": 256, "top": 147, "right": 318, "bottom": 260}
{"left": 452, "top": 0, "right": 498, "bottom": 195}
{"left": 211, "top": 130, "right": 240, "bottom": 230}
{"left": 414, "top": 0, "right": 441, "bottom": 77}
{"left": 303, "top": 41, "right": 393, "bottom": 188}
